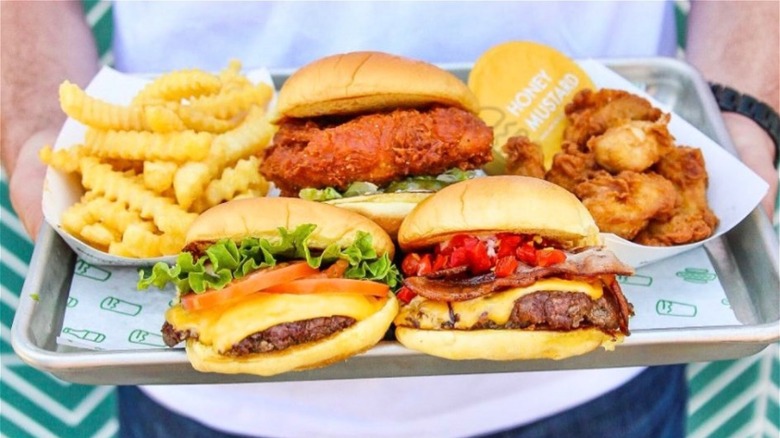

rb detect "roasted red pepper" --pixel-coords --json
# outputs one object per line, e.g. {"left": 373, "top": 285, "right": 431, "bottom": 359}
{"left": 515, "top": 243, "right": 537, "bottom": 265}
{"left": 432, "top": 254, "right": 448, "bottom": 271}
{"left": 417, "top": 254, "right": 433, "bottom": 276}
{"left": 536, "top": 248, "right": 567, "bottom": 267}
{"left": 396, "top": 286, "right": 417, "bottom": 304}
{"left": 494, "top": 256, "right": 519, "bottom": 277}
{"left": 401, "top": 253, "right": 421, "bottom": 277}
{"left": 496, "top": 233, "right": 522, "bottom": 258}
{"left": 466, "top": 240, "right": 492, "bottom": 274}
{"left": 401, "top": 233, "right": 567, "bottom": 285}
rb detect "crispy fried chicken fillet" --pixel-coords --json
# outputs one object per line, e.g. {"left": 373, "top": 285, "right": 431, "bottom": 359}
{"left": 635, "top": 147, "right": 719, "bottom": 245}
{"left": 261, "top": 106, "right": 493, "bottom": 196}
{"left": 564, "top": 89, "right": 664, "bottom": 146}
{"left": 573, "top": 170, "right": 679, "bottom": 241}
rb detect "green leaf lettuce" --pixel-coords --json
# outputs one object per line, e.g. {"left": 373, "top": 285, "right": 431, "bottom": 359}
{"left": 137, "top": 224, "right": 400, "bottom": 296}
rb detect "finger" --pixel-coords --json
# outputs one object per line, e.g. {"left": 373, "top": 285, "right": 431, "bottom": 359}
{"left": 10, "top": 130, "right": 57, "bottom": 240}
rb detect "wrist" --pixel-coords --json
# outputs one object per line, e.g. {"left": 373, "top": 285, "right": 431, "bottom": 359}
{"left": 721, "top": 112, "right": 779, "bottom": 217}
{"left": 710, "top": 83, "right": 780, "bottom": 168}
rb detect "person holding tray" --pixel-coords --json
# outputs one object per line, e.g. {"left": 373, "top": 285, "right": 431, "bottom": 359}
{"left": 1, "top": 2, "right": 777, "bottom": 438}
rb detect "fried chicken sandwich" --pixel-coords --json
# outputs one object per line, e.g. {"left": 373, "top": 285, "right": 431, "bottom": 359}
{"left": 260, "top": 51, "right": 494, "bottom": 236}
{"left": 138, "top": 197, "right": 401, "bottom": 376}
{"left": 393, "top": 176, "right": 635, "bottom": 360}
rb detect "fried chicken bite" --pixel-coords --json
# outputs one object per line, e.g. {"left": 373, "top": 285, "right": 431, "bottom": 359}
{"left": 545, "top": 141, "right": 600, "bottom": 192}
{"left": 573, "top": 170, "right": 679, "bottom": 241}
{"left": 502, "top": 135, "right": 546, "bottom": 179}
{"left": 634, "top": 146, "right": 719, "bottom": 246}
{"left": 588, "top": 114, "right": 675, "bottom": 173}
{"left": 564, "top": 88, "right": 664, "bottom": 147}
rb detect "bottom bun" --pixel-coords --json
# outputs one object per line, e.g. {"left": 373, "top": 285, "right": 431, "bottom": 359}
{"left": 395, "top": 326, "right": 623, "bottom": 361}
{"left": 325, "top": 192, "right": 431, "bottom": 238}
{"left": 187, "top": 294, "right": 399, "bottom": 376}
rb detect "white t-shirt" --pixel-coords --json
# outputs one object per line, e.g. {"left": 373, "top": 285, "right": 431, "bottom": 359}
{"left": 114, "top": 2, "right": 675, "bottom": 437}
{"left": 113, "top": 1, "right": 677, "bottom": 72}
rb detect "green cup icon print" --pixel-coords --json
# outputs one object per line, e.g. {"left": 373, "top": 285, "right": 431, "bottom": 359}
{"left": 676, "top": 267, "right": 716, "bottom": 284}
{"left": 100, "top": 296, "right": 142, "bottom": 316}
{"left": 62, "top": 327, "right": 106, "bottom": 343}
{"left": 656, "top": 299, "right": 698, "bottom": 317}
{"left": 128, "top": 329, "right": 166, "bottom": 347}
{"left": 618, "top": 274, "right": 653, "bottom": 287}
{"left": 74, "top": 259, "right": 112, "bottom": 281}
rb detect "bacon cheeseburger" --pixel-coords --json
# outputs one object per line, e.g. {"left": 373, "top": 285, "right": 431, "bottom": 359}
{"left": 138, "top": 197, "right": 400, "bottom": 376}
{"left": 260, "top": 51, "right": 494, "bottom": 236}
{"left": 393, "top": 176, "right": 635, "bottom": 360}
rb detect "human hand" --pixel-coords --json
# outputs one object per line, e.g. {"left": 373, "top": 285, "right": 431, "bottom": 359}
{"left": 9, "top": 130, "right": 58, "bottom": 240}
{"left": 721, "top": 112, "right": 778, "bottom": 217}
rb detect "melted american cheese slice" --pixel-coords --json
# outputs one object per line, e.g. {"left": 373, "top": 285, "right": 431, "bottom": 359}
{"left": 394, "top": 278, "right": 603, "bottom": 330}
{"left": 167, "top": 292, "right": 386, "bottom": 353}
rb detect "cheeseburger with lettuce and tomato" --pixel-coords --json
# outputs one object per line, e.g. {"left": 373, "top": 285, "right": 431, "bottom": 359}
{"left": 139, "top": 197, "right": 400, "bottom": 376}
{"left": 393, "top": 176, "right": 635, "bottom": 360}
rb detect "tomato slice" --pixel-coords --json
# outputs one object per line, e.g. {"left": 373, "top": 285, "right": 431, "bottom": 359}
{"left": 263, "top": 278, "right": 389, "bottom": 298}
{"left": 181, "top": 262, "right": 319, "bottom": 311}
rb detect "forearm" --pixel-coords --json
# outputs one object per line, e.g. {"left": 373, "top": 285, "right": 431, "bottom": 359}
{"left": 685, "top": 1, "right": 779, "bottom": 110}
{"left": 0, "top": 1, "right": 100, "bottom": 174}
{"left": 685, "top": 0, "right": 779, "bottom": 215}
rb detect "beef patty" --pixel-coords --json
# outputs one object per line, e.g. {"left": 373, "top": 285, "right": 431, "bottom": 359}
{"left": 162, "top": 316, "right": 357, "bottom": 356}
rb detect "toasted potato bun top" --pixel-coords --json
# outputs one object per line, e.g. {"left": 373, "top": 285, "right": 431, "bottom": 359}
{"left": 274, "top": 51, "right": 480, "bottom": 120}
{"left": 398, "top": 176, "right": 601, "bottom": 251}
{"left": 186, "top": 197, "right": 395, "bottom": 258}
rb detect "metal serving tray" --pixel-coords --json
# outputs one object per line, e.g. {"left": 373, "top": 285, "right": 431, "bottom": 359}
{"left": 12, "top": 58, "right": 780, "bottom": 385}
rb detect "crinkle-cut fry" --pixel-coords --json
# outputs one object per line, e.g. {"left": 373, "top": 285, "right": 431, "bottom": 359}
{"left": 61, "top": 201, "right": 95, "bottom": 235}
{"left": 107, "top": 241, "right": 138, "bottom": 258}
{"left": 191, "top": 156, "right": 268, "bottom": 212}
{"left": 81, "top": 197, "right": 144, "bottom": 234}
{"left": 85, "top": 128, "right": 213, "bottom": 162}
{"left": 104, "top": 157, "right": 144, "bottom": 174}
{"left": 235, "top": 188, "right": 267, "bottom": 199}
{"left": 144, "top": 104, "right": 187, "bottom": 133}
{"left": 109, "top": 223, "right": 184, "bottom": 258}
{"left": 79, "top": 157, "right": 197, "bottom": 236}
{"left": 219, "top": 59, "right": 251, "bottom": 92}
{"left": 173, "top": 162, "right": 210, "bottom": 210}
{"left": 80, "top": 223, "right": 119, "bottom": 249}
{"left": 188, "top": 82, "right": 273, "bottom": 120}
{"left": 143, "top": 161, "right": 178, "bottom": 194}
{"left": 171, "top": 106, "right": 273, "bottom": 208}
{"left": 177, "top": 106, "right": 242, "bottom": 134}
{"left": 132, "top": 69, "right": 222, "bottom": 105}
{"left": 59, "top": 81, "right": 147, "bottom": 131}
{"left": 214, "top": 105, "right": 275, "bottom": 163}
{"left": 39, "top": 144, "right": 86, "bottom": 173}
